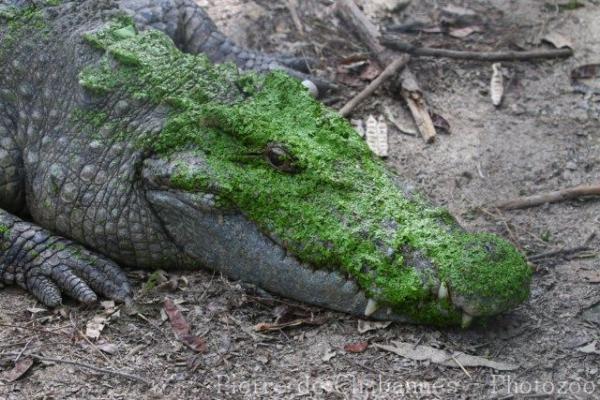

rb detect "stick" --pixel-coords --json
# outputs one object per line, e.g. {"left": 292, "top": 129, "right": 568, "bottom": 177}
{"left": 335, "top": 0, "right": 387, "bottom": 64}
{"left": 495, "top": 184, "right": 600, "bottom": 210}
{"left": 3, "top": 352, "right": 151, "bottom": 386}
{"left": 400, "top": 69, "right": 436, "bottom": 143}
{"left": 528, "top": 246, "right": 592, "bottom": 262}
{"left": 339, "top": 56, "right": 409, "bottom": 117}
{"left": 381, "top": 37, "right": 574, "bottom": 62}
{"left": 335, "top": 1, "right": 439, "bottom": 143}
{"left": 286, "top": 0, "right": 304, "bottom": 35}
{"left": 14, "top": 339, "right": 32, "bottom": 363}
{"left": 228, "top": 316, "right": 273, "bottom": 342}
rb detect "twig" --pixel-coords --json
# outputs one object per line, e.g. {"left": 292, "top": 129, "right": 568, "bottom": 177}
{"left": 0, "top": 341, "right": 30, "bottom": 350}
{"left": 339, "top": 56, "right": 409, "bottom": 117}
{"left": 2, "top": 352, "right": 151, "bottom": 386}
{"left": 342, "top": 355, "right": 385, "bottom": 375}
{"left": 70, "top": 314, "right": 114, "bottom": 366}
{"left": 136, "top": 312, "right": 169, "bottom": 339}
{"left": 336, "top": 0, "right": 410, "bottom": 117}
{"left": 286, "top": 0, "right": 304, "bottom": 35}
{"left": 451, "top": 354, "right": 472, "bottom": 379}
{"left": 14, "top": 339, "right": 32, "bottom": 363}
{"left": 335, "top": 0, "right": 387, "bottom": 64}
{"left": 228, "top": 316, "right": 273, "bottom": 342}
{"left": 528, "top": 246, "right": 592, "bottom": 262}
{"left": 495, "top": 184, "right": 600, "bottom": 210}
{"left": 400, "top": 68, "right": 436, "bottom": 143}
{"left": 381, "top": 37, "right": 574, "bottom": 62}
{"left": 335, "top": 0, "right": 438, "bottom": 142}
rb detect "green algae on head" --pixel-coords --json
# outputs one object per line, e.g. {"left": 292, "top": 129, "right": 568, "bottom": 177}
{"left": 78, "top": 20, "right": 532, "bottom": 326}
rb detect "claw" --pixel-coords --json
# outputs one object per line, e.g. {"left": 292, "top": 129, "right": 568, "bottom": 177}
{"left": 364, "top": 298, "right": 379, "bottom": 316}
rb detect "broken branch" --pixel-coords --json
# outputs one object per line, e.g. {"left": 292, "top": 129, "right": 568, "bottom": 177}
{"left": 495, "top": 184, "right": 600, "bottom": 210}
{"left": 400, "top": 69, "right": 436, "bottom": 143}
{"left": 335, "top": 0, "right": 387, "bottom": 64}
{"left": 339, "top": 56, "right": 409, "bottom": 117}
{"left": 335, "top": 1, "right": 438, "bottom": 143}
{"left": 381, "top": 37, "right": 574, "bottom": 62}
{"left": 286, "top": 0, "right": 304, "bottom": 35}
{"left": 528, "top": 246, "right": 592, "bottom": 262}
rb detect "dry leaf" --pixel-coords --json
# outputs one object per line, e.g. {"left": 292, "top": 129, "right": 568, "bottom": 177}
{"left": 0, "top": 357, "right": 34, "bottom": 383}
{"left": 577, "top": 341, "right": 600, "bottom": 355}
{"left": 440, "top": 4, "right": 479, "bottom": 26}
{"left": 442, "top": 4, "right": 477, "bottom": 18}
{"left": 164, "top": 297, "right": 191, "bottom": 337}
{"left": 254, "top": 320, "right": 304, "bottom": 332}
{"left": 100, "top": 300, "right": 116, "bottom": 310}
{"left": 490, "top": 63, "right": 504, "bottom": 107}
{"left": 26, "top": 307, "right": 48, "bottom": 314}
{"left": 431, "top": 112, "right": 451, "bottom": 134}
{"left": 582, "top": 303, "right": 600, "bottom": 325}
{"left": 181, "top": 335, "right": 208, "bottom": 352}
{"left": 164, "top": 298, "right": 207, "bottom": 353}
{"left": 344, "top": 341, "right": 369, "bottom": 353}
{"left": 97, "top": 342, "right": 118, "bottom": 355}
{"left": 375, "top": 341, "right": 519, "bottom": 371}
{"left": 541, "top": 32, "right": 573, "bottom": 49}
{"left": 571, "top": 64, "right": 600, "bottom": 80}
{"left": 449, "top": 26, "right": 481, "bottom": 38}
{"left": 580, "top": 269, "right": 600, "bottom": 283}
{"left": 365, "top": 115, "right": 389, "bottom": 157}
{"left": 85, "top": 315, "right": 108, "bottom": 340}
{"left": 322, "top": 350, "right": 337, "bottom": 362}
{"left": 357, "top": 320, "right": 392, "bottom": 334}
{"left": 383, "top": 106, "right": 417, "bottom": 136}
{"left": 422, "top": 26, "right": 444, "bottom": 34}
{"left": 359, "top": 62, "right": 382, "bottom": 81}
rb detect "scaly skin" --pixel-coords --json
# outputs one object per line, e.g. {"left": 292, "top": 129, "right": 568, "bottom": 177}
{"left": 0, "top": 0, "right": 532, "bottom": 327}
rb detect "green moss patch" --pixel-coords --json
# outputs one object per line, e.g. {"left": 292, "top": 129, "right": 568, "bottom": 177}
{"left": 77, "top": 21, "right": 531, "bottom": 325}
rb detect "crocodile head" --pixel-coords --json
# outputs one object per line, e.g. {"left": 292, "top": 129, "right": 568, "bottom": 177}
{"left": 83, "top": 23, "right": 532, "bottom": 327}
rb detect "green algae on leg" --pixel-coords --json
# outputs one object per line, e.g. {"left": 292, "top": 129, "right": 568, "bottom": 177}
{"left": 78, "top": 20, "right": 532, "bottom": 326}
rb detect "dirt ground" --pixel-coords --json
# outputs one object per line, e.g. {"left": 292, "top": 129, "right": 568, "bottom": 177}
{"left": 1, "top": 0, "right": 599, "bottom": 399}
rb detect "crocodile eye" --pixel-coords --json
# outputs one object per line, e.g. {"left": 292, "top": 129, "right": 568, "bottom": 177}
{"left": 265, "top": 143, "right": 300, "bottom": 173}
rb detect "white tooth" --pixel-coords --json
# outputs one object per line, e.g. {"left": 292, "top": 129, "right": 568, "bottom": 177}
{"left": 301, "top": 80, "right": 319, "bottom": 98}
{"left": 364, "top": 299, "right": 379, "bottom": 316}
{"left": 438, "top": 282, "right": 448, "bottom": 300}
{"left": 462, "top": 313, "right": 474, "bottom": 328}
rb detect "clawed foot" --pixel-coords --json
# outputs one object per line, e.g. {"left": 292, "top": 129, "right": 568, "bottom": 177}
{"left": 25, "top": 241, "right": 132, "bottom": 307}
{"left": 0, "top": 214, "right": 131, "bottom": 307}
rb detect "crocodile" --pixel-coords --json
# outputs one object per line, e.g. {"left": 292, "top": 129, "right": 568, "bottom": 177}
{"left": 0, "top": 0, "right": 532, "bottom": 327}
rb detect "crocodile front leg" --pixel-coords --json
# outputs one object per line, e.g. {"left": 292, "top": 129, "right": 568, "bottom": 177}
{"left": 0, "top": 209, "right": 131, "bottom": 307}
{"left": 118, "top": 0, "right": 331, "bottom": 94}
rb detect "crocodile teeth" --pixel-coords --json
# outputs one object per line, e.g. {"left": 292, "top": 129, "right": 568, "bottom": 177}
{"left": 438, "top": 282, "right": 448, "bottom": 300}
{"left": 461, "top": 312, "right": 474, "bottom": 328}
{"left": 364, "top": 299, "right": 379, "bottom": 317}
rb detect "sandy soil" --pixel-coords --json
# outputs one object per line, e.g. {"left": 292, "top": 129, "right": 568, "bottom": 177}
{"left": 1, "top": 1, "right": 599, "bottom": 398}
